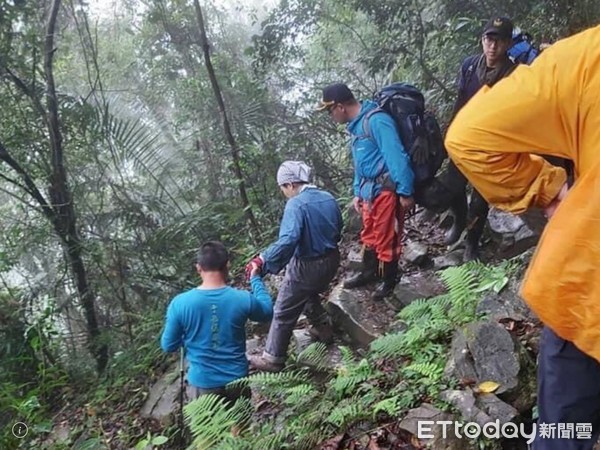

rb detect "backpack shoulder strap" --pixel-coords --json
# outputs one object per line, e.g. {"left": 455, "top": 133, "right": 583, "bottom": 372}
{"left": 361, "top": 107, "right": 385, "bottom": 141}
{"left": 460, "top": 55, "right": 479, "bottom": 88}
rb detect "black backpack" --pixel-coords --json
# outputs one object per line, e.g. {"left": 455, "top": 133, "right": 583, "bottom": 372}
{"left": 363, "top": 82, "right": 447, "bottom": 185}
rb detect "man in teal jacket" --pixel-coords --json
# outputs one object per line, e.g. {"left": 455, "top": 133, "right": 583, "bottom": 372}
{"left": 161, "top": 241, "right": 273, "bottom": 403}
{"left": 318, "top": 83, "right": 414, "bottom": 300}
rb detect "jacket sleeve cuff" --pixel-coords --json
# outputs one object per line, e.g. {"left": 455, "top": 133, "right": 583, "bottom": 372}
{"left": 537, "top": 167, "right": 568, "bottom": 208}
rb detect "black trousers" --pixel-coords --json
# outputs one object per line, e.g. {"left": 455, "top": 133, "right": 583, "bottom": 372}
{"left": 533, "top": 327, "right": 600, "bottom": 449}
{"left": 414, "top": 161, "right": 488, "bottom": 246}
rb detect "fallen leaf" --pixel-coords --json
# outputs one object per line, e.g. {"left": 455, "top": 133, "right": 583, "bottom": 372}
{"left": 477, "top": 381, "right": 500, "bottom": 393}
{"left": 367, "top": 437, "right": 380, "bottom": 450}
{"left": 319, "top": 433, "right": 347, "bottom": 450}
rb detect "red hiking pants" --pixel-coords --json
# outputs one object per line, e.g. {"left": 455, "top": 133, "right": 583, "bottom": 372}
{"left": 360, "top": 190, "right": 405, "bottom": 263}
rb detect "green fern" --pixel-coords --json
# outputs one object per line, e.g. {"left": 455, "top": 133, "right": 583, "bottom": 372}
{"left": 284, "top": 383, "right": 317, "bottom": 405}
{"left": 215, "top": 424, "right": 286, "bottom": 450}
{"left": 296, "top": 342, "right": 329, "bottom": 370}
{"left": 403, "top": 361, "right": 444, "bottom": 382}
{"left": 184, "top": 394, "right": 252, "bottom": 449}
{"left": 339, "top": 345, "right": 356, "bottom": 366}
{"left": 229, "top": 369, "right": 308, "bottom": 388}
{"left": 326, "top": 401, "right": 366, "bottom": 428}
{"left": 369, "top": 332, "right": 406, "bottom": 358}
{"left": 372, "top": 395, "right": 403, "bottom": 419}
{"left": 330, "top": 358, "right": 373, "bottom": 397}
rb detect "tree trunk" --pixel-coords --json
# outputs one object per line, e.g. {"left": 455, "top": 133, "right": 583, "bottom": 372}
{"left": 192, "top": 0, "right": 260, "bottom": 236}
{"left": 44, "top": 0, "right": 107, "bottom": 373}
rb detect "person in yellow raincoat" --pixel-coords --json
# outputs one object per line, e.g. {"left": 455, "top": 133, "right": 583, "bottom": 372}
{"left": 446, "top": 24, "right": 600, "bottom": 450}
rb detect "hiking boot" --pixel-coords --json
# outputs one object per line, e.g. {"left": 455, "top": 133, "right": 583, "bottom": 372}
{"left": 248, "top": 355, "right": 284, "bottom": 373}
{"left": 372, "top": 260, "right": 399, "bottom": 301}
{"left": 308, "top": 323, "right": 334, "bottom": 345}
{"left": 463, "top": 241, "right": 480, "bottom": 262}
{"left": 444, "top": 195, "right": 468, "bottom": 245}
{"left": 343, "top": 247, "right": 378, "bottom": 289}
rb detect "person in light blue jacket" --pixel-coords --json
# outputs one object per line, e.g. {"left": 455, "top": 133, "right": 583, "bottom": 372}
{"left": 246, "top": 161, "right": 343, "bottom": 372}
{"left": 318, "top": 83, "right": 414, "bottom": 300}
{"left": 161, "top": 241, "right": 272, "bottom": 404}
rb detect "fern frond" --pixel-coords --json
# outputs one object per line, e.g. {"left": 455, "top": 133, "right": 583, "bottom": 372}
{"left": 441, "top": 265, "right": 478, "bottom": 304}
{"left": 296, "top": 342, "right": 329, "bottom": 370}
{"left": 184, "top": 394, "right": 252, "bottom": 449}
{"left": 338, "top": 346, "right": 356, "bottom": 367}
{"left": 284, "top": 383, "right": 317, "bottom": 405}
{"left": 326, "top": 401, "right": 366, "bottom": 428}
{"left": 229, "top": 369, "right": 309, "bottom": 389}
{"left": 369, "top": 333, "right": 405, "bottom": 358}
{"left": 403, "top": 361, "right": 444, "bottom": 382}
{"left": 372, "top": 395, "right": 403, "bottom": 419}
{"left": 330, "top": 358, "right": 373, "bottom": 397}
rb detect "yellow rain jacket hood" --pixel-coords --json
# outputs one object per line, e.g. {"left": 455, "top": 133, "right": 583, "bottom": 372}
{"left": 445, "top": 24, "right": 600, "bottom": 362}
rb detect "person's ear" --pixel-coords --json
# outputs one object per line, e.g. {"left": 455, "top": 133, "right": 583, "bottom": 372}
{"left": 195, "top": 263, "right": 203, "bottom": 274}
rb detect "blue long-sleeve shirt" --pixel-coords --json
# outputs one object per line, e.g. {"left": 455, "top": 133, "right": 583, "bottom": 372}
{"left": 160, "top": 275, "right": 273, "bottom": 389}
{"left": 260, "top": 186, "right": 343, "bottom": 275}
{"left": 348, "top": 100, "right": 414, "bottom": 201}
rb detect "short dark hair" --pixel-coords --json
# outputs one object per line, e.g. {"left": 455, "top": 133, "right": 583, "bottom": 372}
{"left": 196, "top": 241, "right": 229, "bottom": 271}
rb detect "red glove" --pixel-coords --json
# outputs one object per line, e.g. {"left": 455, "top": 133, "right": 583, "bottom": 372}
{"left": 245, "top": 256, "right": 264, "bottom": 281}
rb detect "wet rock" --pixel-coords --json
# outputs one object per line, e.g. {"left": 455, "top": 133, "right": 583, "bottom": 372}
{"left": 292, "top": 329, "right": 315, "bottom": 355}
{"left": 399, "top": 403, "right": 472, "bottom": 450}
{"left": 403, "top": 239, "right": 429, "bottom": 266}
{"left": 140, "top": 362, "right": 182, "bottom": 424}
{"left": 246, "top": 337, "right": 261, "bottom": 356}
{"left": 346, "top": 246, "right": 364, "bottom": 272}
{"left": 465, "top": 322, "right": 521, "bottom": 395}
{"left": 478, "top": 393, "right": 520, "bottom": 424}
{"left": 445, "top": 321, "right": 537, "bottom": 413}
{"left": 346, "top": 201, "right": 363, "bottom": 235}
{"left": 325, "top": 285, "right": 379, "bottom": 347}
{"left": 441, "top": 390, "right": 518, "bottom": 426}
{"left": 387, "top": 273, "right": 442, "bottom": 311}
{"left": 433, "top": 249, "right": 463, "bottom": 269}
{"left": 487, "top": 208, "right": 542, "bottom": 258}
{"left": 476, "top": 291, "right": 532, "bottom": 322}
{"left": 444, "top": 329, "right": 478, "bottom": 382}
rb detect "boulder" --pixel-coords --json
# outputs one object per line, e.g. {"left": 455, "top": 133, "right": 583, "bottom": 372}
{"left": 433, "top": 249, "right": 463, "bottom": 269}
{"left": 445, "top": 321, "right": 537, "bottom": 412}
{"left": 346, "top": 246, "right": 364, "bottom": 272}
{"left": 292, "top": 329, "right": 315, "bottom": 355}
{"left": 345, "top": 201, "right": 363, "bottom": 235}
{"left": 487, "top": 208, "right": 543, "bottom": 258}
{"left": 325, "top": 285, "right": 379, "bottom": 347}
{"left": 140, "top": 362, "right": 182, "bottom": 424}
{"left": 403, "top": 239, "right": 429, "bottom": 266}
{"left": 440, "top": 390, "right": 518, "bottom": 426}
{"left": 399, "top": 403, "right": 473, "bottom": 450}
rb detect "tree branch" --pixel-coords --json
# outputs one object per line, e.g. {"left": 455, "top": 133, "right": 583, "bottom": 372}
{"left": 192, "top": 0, "right": 259, "bottom": 237}
{"left": 0, "top": 141, "right": 55, "bottom": 221}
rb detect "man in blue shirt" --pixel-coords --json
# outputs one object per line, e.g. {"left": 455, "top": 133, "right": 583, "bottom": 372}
{"left": 160, "top": 241, "right": 273, "bottom": 404}
{"left": 246, "top": 161, "right": 343, "bottom": 373}
{"left": 318, "top": 83, "right": 414, "bottom": 300}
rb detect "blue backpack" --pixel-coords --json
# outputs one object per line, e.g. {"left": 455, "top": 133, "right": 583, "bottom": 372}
{"left": 363, "top": 83, "right": 447, "bottom": 185}
{"left": 508, "top": 28, "right": 539, "bottom": 64}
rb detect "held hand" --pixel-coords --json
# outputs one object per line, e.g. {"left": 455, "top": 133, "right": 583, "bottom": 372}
{"left": 245, "top": 256, "right": 263, "bottom": 281}
{"left": 249, "top": 262, "right": 261, "bottom": 278}
{"left": 544, "top": 182, "right": 569, "bottom": 219}
{"left": 399, "top": 195, "right": 415, "bottom": 211}
{"left": 352, "top": 196, "right": 362, "bottom": 213}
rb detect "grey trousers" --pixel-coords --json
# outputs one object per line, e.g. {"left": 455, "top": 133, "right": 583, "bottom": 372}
{"left": 187, "top": 383, "right": 251, "bottom": 408}
{"left": 264, "top": 248, "right": 340, "bottom": 363}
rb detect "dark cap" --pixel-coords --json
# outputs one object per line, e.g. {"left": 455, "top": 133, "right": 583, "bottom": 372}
{"left": 483, "top": 17, "right": 513, "bottom": 40}
{"left": 316, "top": 83, "right": 355, "bottom": 111}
